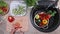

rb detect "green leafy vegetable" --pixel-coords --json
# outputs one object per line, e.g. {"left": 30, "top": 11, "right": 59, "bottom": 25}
{"left": 48, "top": 10, "right": 56, "bottom": 16}
{"left": 24, "top": 0, "right": 37, "bottom": 7}
{"left": 48, "top": 10, "right": 52, "bottom": 14}
{"left": 51, "top": 11, "right": 56, "bottom": 16}
{"left": 12, "top": 6, "right": 24, "bottom": 15}
{"left": 0, "top": 9, "right": 3, "bottom": 14}
{"left": 0, "top": 0, "right": 8, "bottom": 7}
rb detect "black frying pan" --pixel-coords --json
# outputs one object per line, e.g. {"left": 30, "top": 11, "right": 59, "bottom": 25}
{"left": 30, "top": 6, "right": 60, "bottom": 32}
{"left": 37, "top": 0, "right": 59, "bottom": 9}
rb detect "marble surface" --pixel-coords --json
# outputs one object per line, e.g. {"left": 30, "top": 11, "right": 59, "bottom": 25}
{"left": 0, "top": 0, "right": 60, "bottom": 34}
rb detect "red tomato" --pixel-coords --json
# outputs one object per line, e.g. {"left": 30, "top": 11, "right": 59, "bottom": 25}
{"left": 45, "top": 14, "right": 51, "bottom": 20}
{"left": 8, "top": 16, "right": 15, "bottom": 23}
{"left": 39, "top": 14, "right": 45, "bottom": 20}
{"left": 2, "top": 7, "right": 7, "bottom": 12}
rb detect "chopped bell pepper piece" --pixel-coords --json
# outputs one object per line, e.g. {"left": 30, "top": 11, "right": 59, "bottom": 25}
{"left": 35, "top": 14, "right": 40, "bottom": 19}
{"left": 42, "top": 19, "right": 48, "bottom": 25}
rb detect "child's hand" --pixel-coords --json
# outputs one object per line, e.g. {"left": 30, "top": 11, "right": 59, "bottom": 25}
{"left": 13, "top": 22, "right": 22, "bottom": 31}
{"left": 10, "top": 28, "right": 17, "bottom": 34}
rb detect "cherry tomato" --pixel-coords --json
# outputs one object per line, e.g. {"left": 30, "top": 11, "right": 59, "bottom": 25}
{"left": 8, "top": 16, "right": 15, "bottom": 23}
{"left": 39, "top": 13, "right": 46, "bottom": 20}
{"left": 45, "top": 14, "right": 51, "bottom": 20}
{"left": 2, "top": 7, "right": 7, "bottom": 12}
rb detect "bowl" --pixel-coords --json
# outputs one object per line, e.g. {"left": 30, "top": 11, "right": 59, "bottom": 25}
{"left": 10, "top": 1, "right": 27, "bottom": 16}
{"left": 0, "top": 1, "right": 9, "bottom": 16}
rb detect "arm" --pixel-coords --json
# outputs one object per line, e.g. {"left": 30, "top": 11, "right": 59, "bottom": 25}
{"left": 10, "top": 28, "right": 16, "bottom": 34}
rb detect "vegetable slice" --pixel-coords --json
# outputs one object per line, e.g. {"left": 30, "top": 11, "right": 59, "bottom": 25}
{"left": 42, "top": 19, "right": 48, "bottom": 25}
{"left": 35, "top": 14, "right": 40, "bottom": 19}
